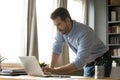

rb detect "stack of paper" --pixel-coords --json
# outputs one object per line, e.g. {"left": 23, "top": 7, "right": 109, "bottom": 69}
{"left": 0, "top": 68, "right": 27, "bottom": 76}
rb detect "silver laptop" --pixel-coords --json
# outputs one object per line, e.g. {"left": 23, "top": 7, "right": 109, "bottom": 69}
{"left": 19, "top": 56, "right": 44, "bottom": 76}
{"left": 19, "top": 56, "right": 70, "bottom": 78}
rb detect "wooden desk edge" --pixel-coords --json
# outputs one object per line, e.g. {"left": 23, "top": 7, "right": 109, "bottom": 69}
{"left": 0, "top": 75, "right": 119, "bottom": 80}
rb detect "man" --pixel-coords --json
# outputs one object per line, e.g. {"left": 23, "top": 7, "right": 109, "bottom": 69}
{"left": 43, "top": 7, "right": 112, "bottom": 77}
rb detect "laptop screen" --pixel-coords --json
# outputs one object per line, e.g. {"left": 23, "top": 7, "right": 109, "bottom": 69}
{"left": 19, "top": 56, "right": 44, "bottom": 76}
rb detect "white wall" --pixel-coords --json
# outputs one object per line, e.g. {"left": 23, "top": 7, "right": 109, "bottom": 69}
{"left": 88, "top": 0, "right": 107, "bottom": 44}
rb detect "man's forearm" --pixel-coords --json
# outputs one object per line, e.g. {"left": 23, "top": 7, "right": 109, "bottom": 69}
{"left": 43, "top": 63, "right": 78, "bottom": 75}
{"left": 49, "top": 53, "right": 59, "bottom": 68}
{"left": 53, "top": 63, "right": 78, "bottom": 75}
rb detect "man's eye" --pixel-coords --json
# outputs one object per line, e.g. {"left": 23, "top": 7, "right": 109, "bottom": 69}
{"left": 56, "top": 24, "right": 60, "bottom": 28}
{"left": 57, "top": 24, "right": 60, "bottom": 26}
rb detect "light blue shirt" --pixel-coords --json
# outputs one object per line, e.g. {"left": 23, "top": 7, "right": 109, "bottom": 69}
{"left": 52, "top": 20, "right": 109, "bottom": 69}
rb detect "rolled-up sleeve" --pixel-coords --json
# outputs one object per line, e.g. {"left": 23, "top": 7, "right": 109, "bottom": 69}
{"left": 52, "top": 32, "right": 65, "bottom": 55}
{"left": 72, "top": 31, "right": 94, "bottom": 69}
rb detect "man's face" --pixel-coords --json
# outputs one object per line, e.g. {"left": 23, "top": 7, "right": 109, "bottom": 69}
{"left": 52, "top": 17, "right": 71, "bottom": 35}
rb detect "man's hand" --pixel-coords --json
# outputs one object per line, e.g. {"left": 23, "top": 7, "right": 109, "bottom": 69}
{"left": 42, "top": 67, "right": 56, "bottom": 75}
{"left": 42, "top": 63, "right": 77, "bottom": 75}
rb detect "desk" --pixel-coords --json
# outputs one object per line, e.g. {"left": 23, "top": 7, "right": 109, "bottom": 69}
{"left": 0, "top": 75, "right": 118, "bottom": 80}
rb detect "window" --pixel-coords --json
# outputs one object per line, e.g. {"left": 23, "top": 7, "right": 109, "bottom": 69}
{"left": 36, "top": 0, "right": 56, "bottom": 63}
{"left": 0, "top": 0, "right": 27, "bottom": 63}
{"left": 0, "top": 0, "right": 84, "bottom": 64}
{"left": 68, "top": 0, "right": 84, "bottom": 23}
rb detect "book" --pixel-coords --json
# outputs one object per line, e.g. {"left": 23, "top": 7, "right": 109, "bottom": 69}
{"left": 0, "top": 68, "right": 27, "bottom": 76}
{"left": 2, "top": 68, "right": 26, "bottom": 73}
{"left": 111, "top": 11, "right": 117, "bottom": 21}
{"left": 117, "top": 26, "right": 120, "bottom": 33}
{"left": 118, "top": 48, "right": 120, "bottom": 56}
{"left": 110, "top": 0, "right": 120, "bottom": 5}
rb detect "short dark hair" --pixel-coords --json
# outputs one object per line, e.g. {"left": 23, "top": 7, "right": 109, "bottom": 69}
{"left": 50, "top": 7, "right": 72, "bottom": 21}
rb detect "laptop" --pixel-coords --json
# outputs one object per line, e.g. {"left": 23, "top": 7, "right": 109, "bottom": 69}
{"left": 19, "top": 56, "right": 70, "bottom": 78}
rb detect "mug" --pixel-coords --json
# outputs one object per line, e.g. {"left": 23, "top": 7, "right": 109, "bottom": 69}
{"left": 95, "top": 65, "right": 104, "bottom": 79}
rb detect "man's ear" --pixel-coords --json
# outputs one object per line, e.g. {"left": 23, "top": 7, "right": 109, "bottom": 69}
{"left": 66, "top": 18, "right": 71, "bottom": 24}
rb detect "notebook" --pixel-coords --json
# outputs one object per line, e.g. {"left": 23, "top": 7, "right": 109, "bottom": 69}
{"left": 19, "top": 56, "right": 70, "bottom": 78}
{"left": 0, "top": 68, "right": 26, "bottom": 76}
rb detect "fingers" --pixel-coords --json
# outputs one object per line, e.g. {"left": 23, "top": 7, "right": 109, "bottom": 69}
{"left": 44, "top": 71, "right": 52, "bottom": 75}
{"left": 42, "top": 67, "right": 57, "bottom": 75}
{"left": 42, "top": 67, "right": 52, "bottom": 75}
